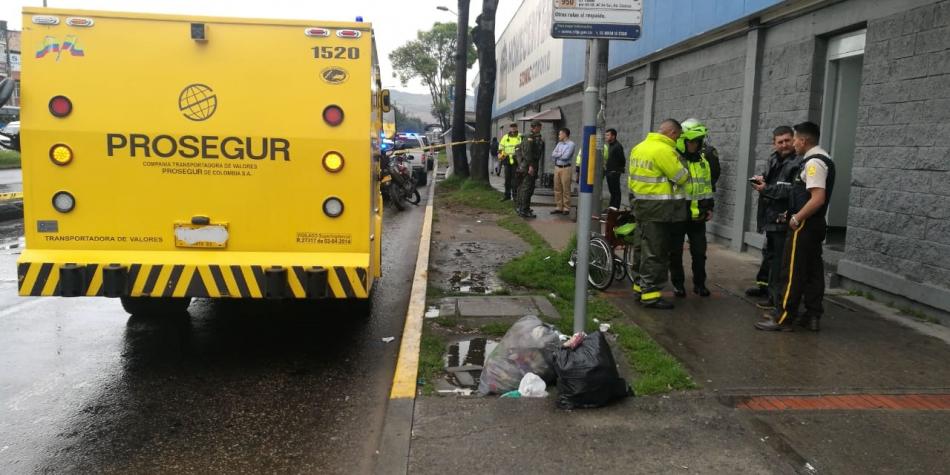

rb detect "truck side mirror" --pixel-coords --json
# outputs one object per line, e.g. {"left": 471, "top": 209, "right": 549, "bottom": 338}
{"left": 381, "top": 89, "right": 391, "bottom": 113}
{"left": 0, "top": 79, "right": 14, "bottom": 107}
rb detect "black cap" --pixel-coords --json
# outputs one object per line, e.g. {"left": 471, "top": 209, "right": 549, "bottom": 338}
{"left": 530, "top": 120, "right": 542, "bottom": 127}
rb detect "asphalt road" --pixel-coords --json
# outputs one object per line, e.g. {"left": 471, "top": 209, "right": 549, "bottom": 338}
{"left": 0, "top": 187, "right": 427, "bottom": 474}
{"left": 0, "top": 168, "right": 22, "bottom": 192}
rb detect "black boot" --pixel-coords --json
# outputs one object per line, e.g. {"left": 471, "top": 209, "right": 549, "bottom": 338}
{"left": 694, "top": 284, "right": 710, "bottom": 297}
{"left": 754, "top": 315, "right": 794, "bottom": 332}
{"left": 745, "top": 286, "right": 767, "bottom": 297}
{"left": 672, "top": 285, "right": 686, "bottom": 298}
{"left": 643, "top": 298, "right": 674, "bottom": 310}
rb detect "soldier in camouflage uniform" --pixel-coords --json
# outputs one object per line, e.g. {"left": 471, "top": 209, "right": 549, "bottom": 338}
{"left": 517, "top": 120, "right": 544, "bottom": 218}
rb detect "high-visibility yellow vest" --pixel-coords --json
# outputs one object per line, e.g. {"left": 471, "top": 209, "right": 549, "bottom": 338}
{"left": 574, "top": 144, "right": 609, "bottom": 166}
{"left": 499, "top": 134, "right": 522, "bottom": 165}
{"left": 684, "top": 154, "right": 713, "bottom": 219}
{"left": 627, "top": 133, "right": 689, "bottom": 200}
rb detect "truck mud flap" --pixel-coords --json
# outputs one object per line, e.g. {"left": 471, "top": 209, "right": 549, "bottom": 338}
{"left": 17, "top": 262, "right": 369, "bottom": 299}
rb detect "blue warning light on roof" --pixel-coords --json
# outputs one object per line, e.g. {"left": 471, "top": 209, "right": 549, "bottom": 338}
{"left": 356, "top": 16, "right": 364, "bottom": 22}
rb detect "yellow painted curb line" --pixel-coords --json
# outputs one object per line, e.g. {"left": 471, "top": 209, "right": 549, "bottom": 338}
{"left": 0, "top": 191, "right": 23, "bottom": 202}
{"left": 389, "top": 163, "right": 437, "bottom": 399}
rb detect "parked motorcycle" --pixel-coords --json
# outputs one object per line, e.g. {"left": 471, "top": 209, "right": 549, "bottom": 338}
{"left": 381, "top": 150, "right": 420, "bottom": 211}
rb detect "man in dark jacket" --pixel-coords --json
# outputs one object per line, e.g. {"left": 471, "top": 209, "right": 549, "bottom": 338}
{"left": 747, "top": 126, "right": 799, "bottom": 308}
{"left": 604, "top": 128, "right": 625, "bottom": 210}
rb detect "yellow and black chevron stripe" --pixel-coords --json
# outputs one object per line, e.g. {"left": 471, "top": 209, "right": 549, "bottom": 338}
{"left": 17, "top": 263, "right": 369, "bottom": 299}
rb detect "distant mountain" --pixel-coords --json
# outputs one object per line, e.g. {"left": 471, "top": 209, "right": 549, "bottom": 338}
{"left": 390, "top": 89, "right": 474, "bottom": 126}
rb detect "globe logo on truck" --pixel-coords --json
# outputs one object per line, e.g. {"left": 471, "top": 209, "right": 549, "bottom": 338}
{"left": 179, "top": 83, "right": 217, "bottom": 121}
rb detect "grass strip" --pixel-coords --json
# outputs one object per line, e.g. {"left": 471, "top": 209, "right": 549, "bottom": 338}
{"left": 430, "top": 175, "right": 696, "bottom": 395}
{"left": 418, "top": 332, "right": 447, "bottom": 396}
{"left": 0, "top": 150, "right": 20, "bottom": 169}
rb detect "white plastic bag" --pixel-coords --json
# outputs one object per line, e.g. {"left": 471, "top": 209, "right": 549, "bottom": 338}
{"left": 518, "top": 372, "right": 548, "bottom": 398}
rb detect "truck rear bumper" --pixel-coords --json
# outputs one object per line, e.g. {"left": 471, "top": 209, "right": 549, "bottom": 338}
{"left": 16, "top": 250, "right": 371, "bottom": 299}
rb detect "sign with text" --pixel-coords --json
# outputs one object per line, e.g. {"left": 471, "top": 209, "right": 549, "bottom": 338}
{"left": 551, "top": 0, "right": 642, "bottom": 40}
{"left": 496, "top": 0, "right": 565, "bottom": 109}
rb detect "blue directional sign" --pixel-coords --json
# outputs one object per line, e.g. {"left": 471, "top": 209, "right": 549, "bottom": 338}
{"left": 551, "top": 0, "right": 643, "bottom": 41}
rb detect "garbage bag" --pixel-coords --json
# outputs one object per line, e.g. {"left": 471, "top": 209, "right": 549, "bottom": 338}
{"left": 554, "top": 331, "right": 632, "bottom": 409}
{"left": 518, "top": 372, "right": 548, "bottom": 398}
{"left": 478, "top": 315, "right": 560, "bottom": 395}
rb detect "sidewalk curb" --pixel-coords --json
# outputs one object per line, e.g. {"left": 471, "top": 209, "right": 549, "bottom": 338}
{"left": 374, "top": 163, "right": 437, "bottom": 475}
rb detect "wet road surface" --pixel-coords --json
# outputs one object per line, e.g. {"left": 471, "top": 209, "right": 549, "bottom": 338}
{"left": 0, "top": 189, "right": 427, "bottom": 474}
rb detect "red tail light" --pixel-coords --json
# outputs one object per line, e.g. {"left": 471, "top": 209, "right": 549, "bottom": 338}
{"left": 323, "top": 105, "right": 344, "bottom": 126}
{"left": 336, "top": 29, "right": 362, "bottom": 39}
{"left": 305, "top": 27, "right": 330, "bottom": 37}
{"left": 49, "top": 96, "right": 73, "bottom": 118}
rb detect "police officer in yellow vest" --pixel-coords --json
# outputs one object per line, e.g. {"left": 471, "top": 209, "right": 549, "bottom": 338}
{"left": 498, "top": 123, "right": 522, "bottom": 201}
{"left": 628, "top": 119, "right": 689, "bottom": 309}
{"left": 668, "top": 123, "right": 715, "bottom": 298}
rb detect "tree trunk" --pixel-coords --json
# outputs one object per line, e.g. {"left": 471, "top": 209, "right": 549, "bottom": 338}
{"left": 470, "top": 0, "right": 498, "bottom": 183}
{"left": 451, "top": 0, "right": 471, "bottom": 177}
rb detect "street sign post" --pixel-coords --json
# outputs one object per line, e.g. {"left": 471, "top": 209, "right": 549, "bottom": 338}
{"left": 551, "top": 0, "right": 643, "bottom": 40}
{"left": 553, "top": 0, "right": 642, "bottom": 333}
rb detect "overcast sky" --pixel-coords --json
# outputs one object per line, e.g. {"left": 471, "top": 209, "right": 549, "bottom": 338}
{"left": 2, "top": 0, "right": 521, "bottom": 94}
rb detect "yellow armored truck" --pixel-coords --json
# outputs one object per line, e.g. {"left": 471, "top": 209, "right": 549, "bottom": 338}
{"left": 17, "top": 8, "right": 389, "bottom": 314}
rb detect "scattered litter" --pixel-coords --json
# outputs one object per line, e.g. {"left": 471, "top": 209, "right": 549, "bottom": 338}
{"left": 555, "top": 331, "right": 633, "bottom": 409}
{"left": 599, "top": 323, "right": 611, "bottom": 333}
{"left": 476, "top": 220, "right": 482, "bottom": 223}
{"left": 478, "top": 315, "right": 560, "bottom": 395}
{"left": 804, "top": 462, "right": 817, "bottom": 473}
{"left": 381, "top": 337, "right": 395, "bottom": 343}
{"left": 593, "top": 318, "right": 600, "bottom": 323}
{"left": 438, "top": 388, "right": 474, "bottom": 396}
{"left": 518, "top": 372, "right": 548, "bottom": 398}
{"left": 563, "top": 332, "right": 586, "bottom": 349}
{"left": 500, "top": 390, "right": 521, "bottom": 398}
{"left": 543, "top": 255, "right": 551, "bottom": 260}
{"left": 424, "top": 306, "right": 440, "bottom": 319}
{"left": 548, "top": 293, "right": 557, "bottom": 299}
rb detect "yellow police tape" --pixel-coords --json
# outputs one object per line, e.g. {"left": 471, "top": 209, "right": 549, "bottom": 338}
{"left": 391, "top": 138, "right": 487, "bottom": 154}
{"left": 0, "top": 191, "right": 23, "bottom": 202}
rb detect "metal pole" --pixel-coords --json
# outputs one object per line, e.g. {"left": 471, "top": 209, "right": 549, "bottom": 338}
{"left": 591, "top": 39, "right": 609, "bottom": 217}
{"left": 573, "top": 39, "right": 601, "bottom": 334}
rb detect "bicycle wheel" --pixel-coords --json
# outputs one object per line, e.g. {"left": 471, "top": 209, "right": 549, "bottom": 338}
{"left": 587, "top": 237, "right": 614, "bottom": 290}
{"left": 623, "top": 244, "right": 637, "bottom": 283}
{"left": 612, "top": 256, "right": 626, "bottom": 282}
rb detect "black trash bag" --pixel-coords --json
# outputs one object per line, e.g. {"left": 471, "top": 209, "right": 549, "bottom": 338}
{"left": 554, "top": 331, "right": 632, "bottom": 409}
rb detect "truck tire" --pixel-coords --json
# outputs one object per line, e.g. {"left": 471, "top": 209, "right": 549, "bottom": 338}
{"left": 120, "top": 297, "right": 192, "bottom": 316}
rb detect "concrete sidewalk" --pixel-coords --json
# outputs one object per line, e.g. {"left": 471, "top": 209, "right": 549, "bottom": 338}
{"left": 409, "top": 183, "right": 950, "bottom": 474}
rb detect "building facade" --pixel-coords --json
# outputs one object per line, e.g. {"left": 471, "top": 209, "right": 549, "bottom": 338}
{"left": 493, "top": 0, "right": 950, "bottom": 314}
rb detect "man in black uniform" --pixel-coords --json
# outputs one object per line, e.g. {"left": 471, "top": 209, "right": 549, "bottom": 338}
{"left": 756, "top": 121, "right": 835, "bottom": 332}
{"left": 747, "top": 126, "right": 800, "bottom": 308}
{"left": 517, "top": 120, "right": 544, "bottom": 218}
{"left": 604, "top": 128, "right": 625, "bottom": 210}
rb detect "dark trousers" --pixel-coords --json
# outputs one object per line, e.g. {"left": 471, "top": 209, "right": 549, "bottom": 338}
{"left": 502, "top": 161, "right": 515, "bottom": 198}
{"left": 765, "top": 231, "right": 787, "bottom": 305}
{"left": 606, "top": 171, "right": 622, "bottom": 209}
{"left": 518, "top": 174, "right": 536, "bottom": 214}
{"left": 637, "top": 221, "right": 672, "bottom": 302}
{"left": 754, "top": 240, "right": 771, "bottom": 290}
{"left": 668, "top": 220, "right": 707, "bottom": 288}
{"left": 775, "top": 217, "right": 826, "bottom": 324}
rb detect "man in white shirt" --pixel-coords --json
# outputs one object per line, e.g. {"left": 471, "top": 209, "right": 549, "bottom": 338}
{"left": 756, "top": 121, "right": 836, "bottom": 332}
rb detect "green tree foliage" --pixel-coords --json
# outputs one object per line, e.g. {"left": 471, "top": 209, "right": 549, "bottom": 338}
{"left": 390, "top": 22, "right": 476, "bottom": 130}
{"left": 393, "top": 105, "right": 425, "bottom": 133}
